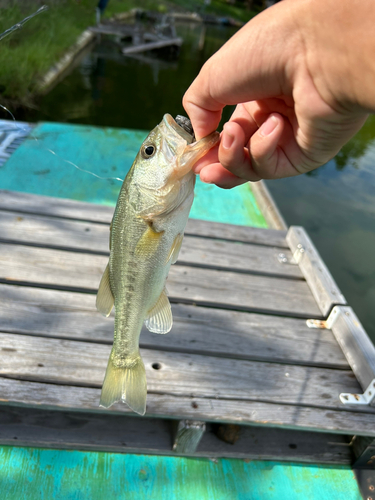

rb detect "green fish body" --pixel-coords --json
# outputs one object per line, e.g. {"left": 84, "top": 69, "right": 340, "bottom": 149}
{"left": 96, "top": 114, "right": 219, "bottom": 415}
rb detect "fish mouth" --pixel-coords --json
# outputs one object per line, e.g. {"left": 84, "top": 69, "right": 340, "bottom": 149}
{"left": 163, "top": 114, "right": 194, "bottom": 145}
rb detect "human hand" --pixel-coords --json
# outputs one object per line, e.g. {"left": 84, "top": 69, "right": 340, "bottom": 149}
{"left": 183, "top": 0, "right": 372, "bottom": 188}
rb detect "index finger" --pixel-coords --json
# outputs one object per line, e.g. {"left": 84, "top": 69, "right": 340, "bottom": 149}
{"left": 183, "top": 1, "right": 298, "bottom": 139}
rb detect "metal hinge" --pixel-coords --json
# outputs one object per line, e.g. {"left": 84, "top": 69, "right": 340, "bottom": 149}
{"left": 340, "top": 379, "right": 375, "bottom": 406}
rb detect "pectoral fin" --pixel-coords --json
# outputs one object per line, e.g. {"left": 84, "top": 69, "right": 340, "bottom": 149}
{"left": 135, "top": 222, "right": 164, "bottom": 258}
{"left": 145, "top": 289, "right": 172, "bottom": 334}
{"left": 166, "top": 233, "right": 184, "bottom": 264}
{"left": 96, "top": 263, "right": 114, "bottom": 317}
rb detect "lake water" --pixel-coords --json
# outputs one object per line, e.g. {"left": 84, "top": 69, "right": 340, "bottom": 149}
{"left": 11, "top": 20, "right": 375, "bottom": 344}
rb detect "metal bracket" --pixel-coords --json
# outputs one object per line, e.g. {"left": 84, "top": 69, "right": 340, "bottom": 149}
{"left": 306, "top": 306, "right": 340, "bottom": 330}
{"left": 340, "top": 379, "right": 375, "bottom": 406}
{"left": 277, "top": 252, "right": 297, "bottom": 265}
{"left": 292, "top": 244, "right": 305, "bottom": 264}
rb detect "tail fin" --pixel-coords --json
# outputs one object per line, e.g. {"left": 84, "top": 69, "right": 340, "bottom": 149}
{"left": 99, "top": 351, "right": 147, "bottom": 415}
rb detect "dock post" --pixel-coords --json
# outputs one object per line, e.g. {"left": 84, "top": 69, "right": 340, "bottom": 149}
{"left": 173, "top": 420, "right": 206, "bottom": 454}
{"left": 352, "top": 436, "right": 375, "bottom": 469}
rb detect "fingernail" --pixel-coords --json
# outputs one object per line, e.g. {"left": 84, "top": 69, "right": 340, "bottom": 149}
{"left": 259, "top": 116, "right": 278, "bottom": 137}
{"left": 222, "top": 130, "right": 234, "bottom": 149}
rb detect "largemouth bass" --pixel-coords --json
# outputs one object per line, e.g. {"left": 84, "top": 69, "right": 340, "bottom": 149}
{"left": 96, "top": 114, "right": 219, "bottom": 415}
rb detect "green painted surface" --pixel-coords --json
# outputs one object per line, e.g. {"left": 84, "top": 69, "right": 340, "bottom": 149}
{"left": 4, "top": 122, "right": 359, "bottom": 496}
{"left": 0, "top": 446, "right": 361, "bottom": 500}
{"left": 1, "top": 122, "right": 267, "bottom": 228}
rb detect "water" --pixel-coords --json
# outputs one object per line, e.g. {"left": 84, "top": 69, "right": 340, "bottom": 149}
{"left": 22, "top": 22, "right": 238, "bottom": 129}
{"left": 9, "top": 21, "right": 375, "bottom": 343}
{"left": 265, "top": 117, "right": 375, "bottom": 344}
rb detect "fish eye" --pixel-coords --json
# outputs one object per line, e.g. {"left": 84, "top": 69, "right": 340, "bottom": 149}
{"left": 142, "top": 144, "right": 156, "bottom": 159}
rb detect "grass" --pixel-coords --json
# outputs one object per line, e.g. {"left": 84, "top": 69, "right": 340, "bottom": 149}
{"left": 0, "top": 0, "right": 258, "bottom": 105}
{"left": 104, "top": 0, "right": 259, "bottom": 23}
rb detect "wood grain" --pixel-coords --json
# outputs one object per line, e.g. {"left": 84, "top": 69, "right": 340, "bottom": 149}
{"left": 0, "top": 405, "right": 353, "bottom": 464}
{"left": 0, "top": 332, "right": 365, "bottom": 410}
{"left": 0, "top": 378, "right": 375, "bottom": 436}
{"left": 330, "top": 306, "right": 375, "bottom": 390}
{"left": 287, "top": 226, "right": 346, "bottom": 315}
{"left": 0, "top": 243, "right": 321, "bottom": 317}
{"left": 0, "top": 190, "right": 288, "bottom": 246}
{"left": 0, "top": 284, "right": 348, "bottom": 368}
{"left": 0, "top": 210, "right": 302, "bottom": 278}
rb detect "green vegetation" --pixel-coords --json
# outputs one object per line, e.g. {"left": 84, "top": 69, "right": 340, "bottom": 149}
{"left": 105, "top": 1, "right": 259, "bottom": 23}
{"left": 0, "top": 0, "right": 258, "bottom": 106}
{"left": 0, "top": 1, "right": 95, "bottom": 105}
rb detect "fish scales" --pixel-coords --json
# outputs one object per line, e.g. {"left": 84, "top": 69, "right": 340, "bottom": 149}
{"left": 96, "top": 114, "right": 219, "bottom": 415}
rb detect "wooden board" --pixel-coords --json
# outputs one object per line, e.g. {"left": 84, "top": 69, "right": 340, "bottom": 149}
{"left": 330, "top": 306, "right": 375, "bottom": 390}
{"left": 1, "top": 190, "right": 374, "bottom": 465}
{"left": 0, "top": 210, "right": 302, "bottom": 278}
{"left": 0, "top": 332, "right": 365, "bottom": 410}
{"left": 0, "top": 284, "right": 348, "bottom": 368}
{"left": 0, "top": 190, "right": 288, "bottom": 247}
{"left": 0, "top": 243, "right": 321, "bottom": 317}
{"left": 0, "top": 405, "right": 353, "bottom": 464}
{"left": 250, "top": 180, "right": 287, "bottom": 230}
{"left": 287, "top": 226, "right": 346, "bottom": 315}
{"left": 1, "top": 378, "right": 375, "bottom": 437}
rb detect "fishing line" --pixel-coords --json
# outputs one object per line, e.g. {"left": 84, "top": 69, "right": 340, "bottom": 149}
{"left": 0, "top": 5, "right": 125, "bottom": 184}
{"left": 0, "top": 7, "right": 125, "bottom": 184}
{"left": 0, "top": 6, "right": 49, "bottom": 42}
{"left": 0, "top": 104, "right": 124, "bottom": 184}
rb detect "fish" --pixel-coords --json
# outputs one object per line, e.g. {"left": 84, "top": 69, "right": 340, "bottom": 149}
{"left": 96, "top": 114, "right": 219, "bottom": 415}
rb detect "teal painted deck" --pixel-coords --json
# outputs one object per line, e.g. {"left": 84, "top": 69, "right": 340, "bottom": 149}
{"left": 1, "top": 122, "right": 267, "bottom": 228}
{"left": 1, "top": 447, "right": 362, "bottom": 500}
{"left": 0, "top": 121, "right": 363, "bottom": 499}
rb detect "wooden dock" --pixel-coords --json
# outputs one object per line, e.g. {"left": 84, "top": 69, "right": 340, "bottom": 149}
{"left": 0, "top": 189, "right": 374, "bottom": 468}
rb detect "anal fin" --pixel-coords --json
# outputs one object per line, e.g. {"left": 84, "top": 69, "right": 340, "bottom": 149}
{"left": 96, "top": 263, "right": 114, "bottom": 317}
{"left": 145, "top": 289, "right": 172, "bottom": 334}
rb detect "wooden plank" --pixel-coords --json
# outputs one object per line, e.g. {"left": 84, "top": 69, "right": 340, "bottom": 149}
{"left": 173, "top": 420, "right": 206, "bottom": 454}
{"left": 186, "top": 219, "right": 288, "bottom": 248}
{"left": 329, "top": 306, "right": 375, "bottom": 390}
{"left": 201, "top": 424, "right": 353, "bottom": 464}
{"left": 0, "top": 378, "right": 375, "bottom": 436}
{"left": 0, "top": 190, "right": 288, "bottom": 247}
{"left": 122, "top": 38, "right": 183, "bottom": 54}
{"left": 0, "top": 244, "right": 321, "bottom": 317}
{"left": 287, "top": 226, "right": 346, "bottom": 316}
{"left": 250, "top": 180, "right": 287, "bottom": 230}
{"left": 0, "top": 190, "right": 113, "bottom": 224}
{"left": 90, "top": 24, "right": 139, "bottom": 36}
{"left": 352, "top": 436, "right": 375, "bottom": 468}
{"left": 0, "top": 332, "right": 367, "bottom": 410}
{"left": 0, "top": 284, "right": 349, "bottom": 368}
{"left": 0, "top": 211, "right": 302, "bottom": 278}
{"left": 0, "top": 405, "right": 353, "bottom": 464}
